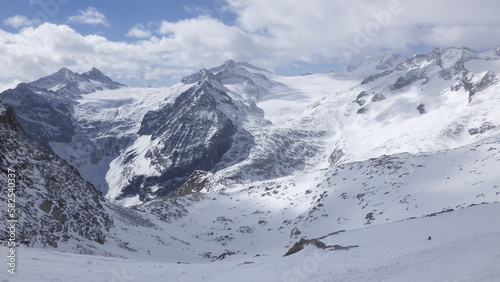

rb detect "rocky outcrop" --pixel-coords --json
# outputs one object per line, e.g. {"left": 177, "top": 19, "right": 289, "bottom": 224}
{"left": 0, "top": 83, "right": 76, "bottom": 148}
{"left": 355, "top": 91, "right": 369, "bottom": 106}
{"left": 283, "top": 236, "right": 358, "bottom": 257}
{"left": 173, "top": 170, "right": 211, "bottom": 197}
{"left": 0, "top": 102, "right": 113, "bottom": 249}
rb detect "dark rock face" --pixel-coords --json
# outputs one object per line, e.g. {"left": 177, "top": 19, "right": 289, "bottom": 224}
{"left": 81, "top": 68, "right": 126, "bottom": 89}
{"left": 0, "top": 67, "right": 127, "bottom": 192}
{"left": 468, "top": 123, "right": 496, "bottom": 135}
{"left": 371, "top": 93, "right": 386, "bottom": 102}
{"left": 355, "top": 91, "right": 369, "bottom": 106}
{"left": 416, "top": 103, "right": 426, "bottom": 114}
{"left": 181, "top": 68, "right": 221, "bottom": 84}
{"left": 329, "top": 148, "right": 345, "bottom": 165}
{"left": 464, "top": 71, "right": 497, "bottom": 103}
{"left": 361, "top": 69, "right": 393, "bottom": 85}
{"left": 0, "top": 103, "right": 113, "bottom": 249}
{"left": 357, "top": 107, "right": 368, "bottom": 114}
{"left": 392, "top": 69, "right": 425, "bottom": 90}
{"left": 0, "top": 84, "right": 76, "bottom": 148}
{"left": 0, "top": 105, "right": 24, "bottom": 133}
{"left": 283, "top": 236, "right": 359, "bottom": 257}
{"left": 173, "top": 170, "right": 211, "bottom": 197}
{"left": 123, "top": 81, "right": 237, "bottom": 199}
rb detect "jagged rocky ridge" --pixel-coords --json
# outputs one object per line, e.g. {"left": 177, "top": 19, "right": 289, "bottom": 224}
{"left": 119, "top": 75, "right": 238, "bottom": 200}
{"left": 0, "top": 102, "right": 112, "bottom": 248}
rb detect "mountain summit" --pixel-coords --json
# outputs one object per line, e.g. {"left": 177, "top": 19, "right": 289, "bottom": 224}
{"left": 28, "top": 67, "right": 125, "bottom": 98}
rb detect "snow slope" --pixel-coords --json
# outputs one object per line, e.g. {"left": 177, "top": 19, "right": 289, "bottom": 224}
{"left": 4, "top": 202, "right": 499, "bottom": 281}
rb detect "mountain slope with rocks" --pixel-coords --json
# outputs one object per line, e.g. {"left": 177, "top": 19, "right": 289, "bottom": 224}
{"left": 0, "top": 101, "right": 230, "bottom": 259}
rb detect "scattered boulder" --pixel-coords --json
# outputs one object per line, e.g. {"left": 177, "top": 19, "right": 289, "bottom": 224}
{"left": 371, "top": 93, "right": 386, "bottom": 102}
{"left": 364, "top": 212, "right": 375, "bottom": 225}
{"left": 468, "top": 123, "right": 496, "bottom": 135}
{"left": 173, "top": 170, "right": 211, "bottom": 196}
{"left": 283, "top": 237, "right": 359, "bottom": 257}
{"left": 416, "top": 103, "right": 426, "bottom": 114}
{"left": 357, "top": 107, "right": 368, "bottom": 114}
{"left": 355, "top": 91, "right": 369, "bottom": 106}
{"left": 213, "top": 250, "right": 236, "bottom": 261}
{"left": 238, "top": 226, "right": 254, "bottom": 233}
{"left": 329, "top": 148, "right": 345, "bottom": 166}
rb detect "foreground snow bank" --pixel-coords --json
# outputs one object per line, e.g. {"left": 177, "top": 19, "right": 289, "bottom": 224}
{"left": 3, "top": 202, "right": 499, "bottom": 281}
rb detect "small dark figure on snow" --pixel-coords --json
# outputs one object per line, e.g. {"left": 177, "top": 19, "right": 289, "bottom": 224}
{"left": 428, "top": 236, "right": 432, "bottom": 241}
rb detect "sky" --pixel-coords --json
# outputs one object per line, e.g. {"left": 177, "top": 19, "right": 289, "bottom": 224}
{"left": 1, "top": 0, "right": 500, "bottom": 90}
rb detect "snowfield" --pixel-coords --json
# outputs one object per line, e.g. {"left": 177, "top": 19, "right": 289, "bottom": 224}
{"left": 3, "top": 202, "right": 499, "bottom": 281}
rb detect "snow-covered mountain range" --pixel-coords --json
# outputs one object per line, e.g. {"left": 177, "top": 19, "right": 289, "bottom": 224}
{"left": 0, "top": 47, "right": 499, "bottom": 281}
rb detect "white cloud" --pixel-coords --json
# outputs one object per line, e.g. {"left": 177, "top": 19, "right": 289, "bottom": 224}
{"left": 157, "top": 16, "right": 263, "bottom": 67}
{"left": 183, "top": 5, "right": 211, "bottom": 16}
{"left": 126, "top": 24, "right": 151, "bottom": 39}
{"left": 221, "top": 0, "right": 500, "bottom": 63}
{"left": 1, "top": 0, "right": 500, "bottom": 91}
{"left": 0, "top": 23, "right": 196, "bottom": 91}
{"left": 68, "top": 7, "right": 110, "bottom": 27}
{"left": 3, "top": 15, "right": 39, "bottom": 29}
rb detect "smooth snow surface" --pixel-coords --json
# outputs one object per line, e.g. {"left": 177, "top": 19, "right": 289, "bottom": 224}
{"left": 3, "top": 202, "right": 499, "bottom": 281}
{"left": 257, "top": 73, "right": 358, "bottom": 127}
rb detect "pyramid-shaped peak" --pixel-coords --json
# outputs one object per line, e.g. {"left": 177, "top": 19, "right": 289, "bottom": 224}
{"left": 56, "top": 67, "right": 74, "bottom": 75}
{"left": 87, "top": 67, "right": 102, "bottom": 74}
{"left": 429, "top": 46, "right": 477, "bottom": 59}
{"left": 223, "top": 59, "right": 237, "bottom": 68}
{"left": 376, "top": 53, "right": 405, "bottom": 70}
{"left": 80, "top": 67, "right": 125, "bottom": 88}
{"left": 427, "top": 47, "right": 478, "bottom": 68}
{"left": 181, "top": 68, "right": 221, "bottom": 84}
{"left": 82, "top": 67, "right": 107, "bottom": 79}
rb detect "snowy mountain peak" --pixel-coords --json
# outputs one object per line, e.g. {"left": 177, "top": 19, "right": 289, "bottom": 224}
{"left": 181, "top": 68, "right": 221, "bottom": 84}
{"left": 222, "top": 59, "right": 237, "bottom": 68}
{"left": 56, "top": 67, "right": 72, "bottom": 75}
{"left": 82, "top": 67, "right": 125, "bottom": 87}
{"left": 207, "top": 60, "right": 278, "bottom": 96}
{"left": 343, "top": 53, "right": 406, "bottom": 78}
{"left": 109, "top": 78, "right": 238, "bottom": 202}
{"left": 210, "top": 59, "right": 264, "bottom": 75}
{"left": 28, "top": 67, "right": 125, "bottom": 96}
{"left": 375, "top": 53, "right": 406, "bottom": 71}
{"left": 427, "top": 46, "right": 478, "bottom": 68}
